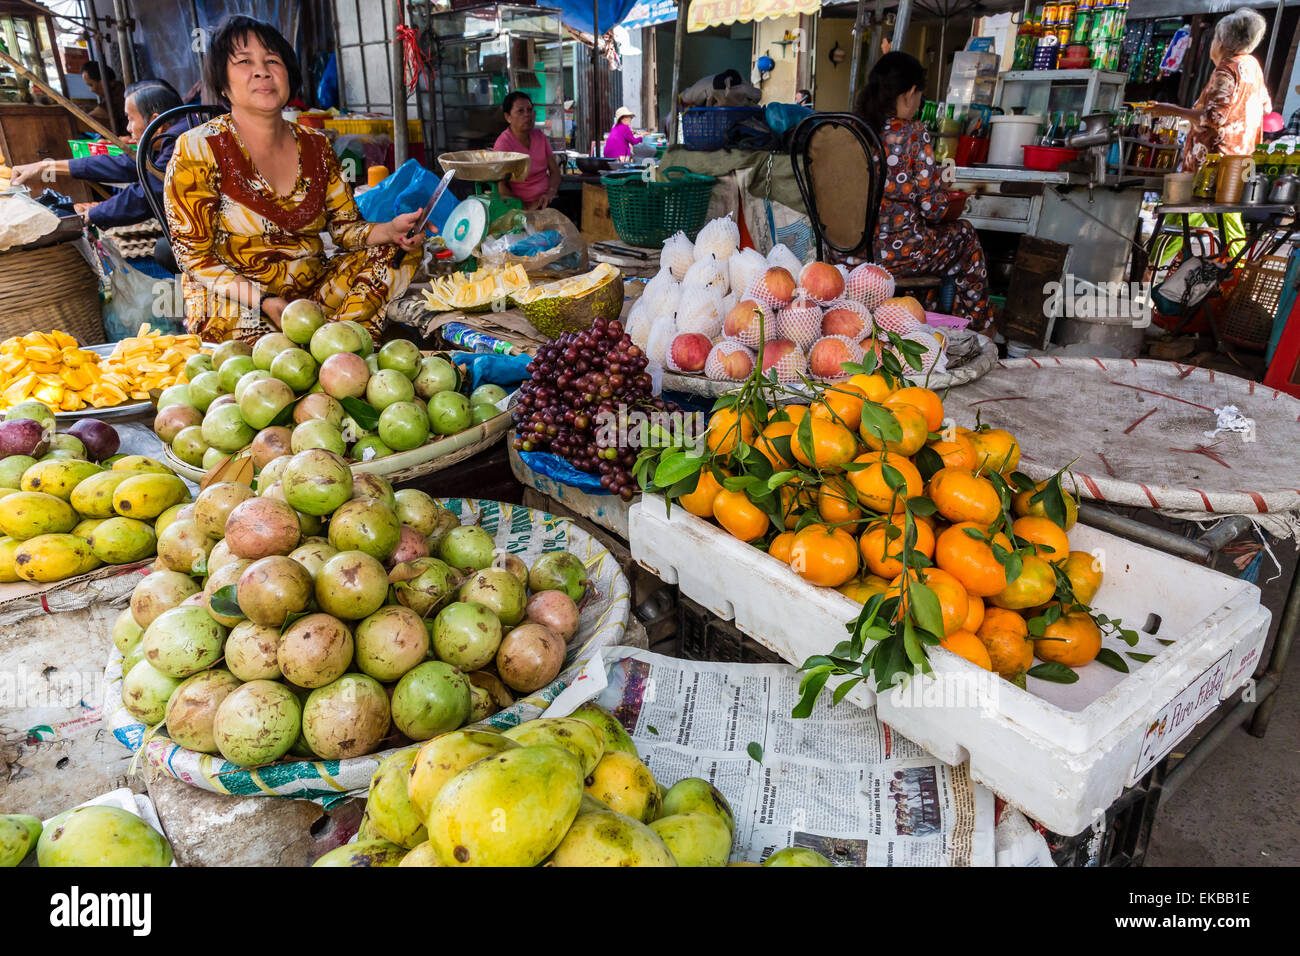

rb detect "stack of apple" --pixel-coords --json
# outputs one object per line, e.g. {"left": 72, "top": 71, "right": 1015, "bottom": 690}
{"left": 670, "top": 259, "right": 944, "bottom": 384}
{"left": 152, "top": 301, "right": 508, "bottom": 473}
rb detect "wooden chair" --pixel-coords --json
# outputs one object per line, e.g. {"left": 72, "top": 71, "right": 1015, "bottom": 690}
{"left": 789, "top": 111, "right": 941, "bottom": 293}
{"left": 136, "top": 104, "right": 222, "bottom": 273}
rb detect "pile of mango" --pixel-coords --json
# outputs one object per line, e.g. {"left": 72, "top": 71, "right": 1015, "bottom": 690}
{"left": 0, "top": 454, "right": 187, "bottom": 584}
{"left": 0, "top": 327, "right": 204, "bottom": 414}
{"left": 319, "top": 704, "right": 833, "bottom": 868}
{"left": 0, "top": 806, "right": 172, "bottom": 868}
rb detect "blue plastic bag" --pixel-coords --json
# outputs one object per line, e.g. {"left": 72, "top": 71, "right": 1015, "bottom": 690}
{"left": 356, "top": 159, "right": 458, "bottom": 233}
{"left": 517, "top": 452, "right": 609, "bottom": 495}
{"left": 316, "top": 53, "right": 339, "bottom": 111}
{"left": 450, "top": 352, "right": 532, "bottom": 391}
{"left": 765, "top": 102, "right": 813, "bottom": 136}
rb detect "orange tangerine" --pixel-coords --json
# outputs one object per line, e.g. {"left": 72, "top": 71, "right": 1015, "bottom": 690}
{"left": 858, "top": 518, "right": 935, "bottom": 579}
{"left": 706, "top": 406, "right": 759, "bottom": 456}
{"left": 939, "top": 629, "right": 992, "bottom": 670}
{"left": 756, "top": 421, "right": 797, "bottom": 469}
{"left": 977, "top": 626, "right": 1034, "bottom": 678}
{"left": 989, "top": 554, "right": 1057, "bottom": 610}
{"left": 979, "top": 606, "right": 1029, "bottom": 639}
{"left": 934, "top": 522, "right": 1011, "bottom": 597}
{"left": 768, "top": 531, "right": 796, "bottom": 564}
{"left": 961, "top": 593, "right": 985, "bottom": 633}
{"left": 1035, "top": 609, "right": 1103, "bottom": 667}
{"left": 712, "top": 488, "right": 769, "bottom": 542}
{"left": 837, "top": 574, "right": 890, "bottom": 603}
{"left": 812, "top": 383, "right": 867, "bottom": 432}
{"left": 918, "top": 567, "right": 970, "bottom": 636}
{"left": 928, "top": 467, "right": 1001, "bottom": 526}
{"left": 969, "top": 428, "right": 1021, "bottom": 476}
{"left": 847, "top": 452, "right": 922, "bottom": 513}
{"left": 817, "top": 475, "right": 863, "bottom": 526}
{"left": 678, "top": 468, "right": 726, "bottom": 518}
{"left": 779, "top": 480, "right": 817, "bottom": 530}
{"left": 884, "top": 386, "right": 944, "bottom": 432}
{"left": 790, "top": 417, "right": 859, "bottom": 472}
{"left": 1012, "top": 479, "right": 1079, "bottom": 530}
{"left": 847, "top": 372, "right": 894, "bottom": 403}
{"left": 1062, "top": 550, "right": 1103, "bottom": 604}
{"left": 1012, "top": 516, "right": 1070, "bottom": 563}
{"left": 769, "top": 404, "right": 807, "bottom": 425}
{"left": 859, "top": 402, "right": 928, "bottom": 456}
{"left": 789, "top": 525, "right": 859, "bottom": 588}
{"left": 927, "top": 429, "right": 977, "bottom": 471}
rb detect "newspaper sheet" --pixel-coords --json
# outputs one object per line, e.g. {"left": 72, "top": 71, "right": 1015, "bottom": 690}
{"left": 547, "top": 647, "right": 1042, "bottom": 867}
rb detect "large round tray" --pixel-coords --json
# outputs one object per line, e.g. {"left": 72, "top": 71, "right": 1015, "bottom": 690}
{"left": 162, "top": 408, "right": 512, "bottom": 483}
{"left": 103, "top": 498, "right": 632, "bottom": 804}
{"left": 660, "top": 327, "right": 999, "bottom": 400}
{"left": 942, "top": 357, "right": 1300, "bottom": 514}
{"left": 438, "top": 149, "right": 530, "bottom": 183}
{"left": 52, "top": 343, "right": 154, "bottom": 421}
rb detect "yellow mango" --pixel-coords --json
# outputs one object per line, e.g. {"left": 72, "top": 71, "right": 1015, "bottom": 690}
{"left": 584, "top": 751, "right": 662, "bottom": 823}
{"left": 111, "top": 456, "right": 172, "bottom": 475}
{"left": 112, "top": 474, "right": 188, "bottom": 520}
{"left": 407, "top": 730, "right": 520, "bottom": 826}
{"left": 0, "top": 491, "right": 78, "bottom": 540}
{"left": 550, "top": 805, "right": 677, "bottom": 867}
{"left": 502, "top": 717, "right": 606, "bottom": 776}
{"left": 19, "top": 460, "right": 102, "bottom": 501}
{"left": 70, "top": 471, "right": 144, "bottom": 518}
{"left": 0, "top": 536, "right": 20, "bottom": 582}
{"left": 72, "top": 518, "right": 107, "bottom": 539}
{"left": 88, "top": 517, "right": 157, "bottom": 565}
{"left": 13, "top": 533, "right": 101, "bottom": 582}
{"left": 153, "top": 502, "right": 191, "bottom": 538}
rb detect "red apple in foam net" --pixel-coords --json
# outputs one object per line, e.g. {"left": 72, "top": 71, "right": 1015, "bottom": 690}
{"left": 821, "top": 301, "right": 870, "bottom": 339}
{"left": 809, "top": 335, "right": 866, "bottom": 380}
{"left": 758, "top": 339, "right": 808, "bottom": 382}
{"left": 669, "top": 332, "right": 713, "bottom": 373}
{"left": 723, "top": 299, "right": 773, "bottom": 348}
{"left": 775, "top": 295, "right": 823, "bottom": 350}
{"left": 748, "top": 267, "right": 796, "bottom": 310}
{"left": 845, "top": 263, "right": 895, "bottom": 308}
{"left": 873, "top": 296, "right": 927, "bottom": 334}
{"left": 799, "top": 261, "right": 845, "bottom": 304}
{"left": 704, "top": 341, "right": 755, "bottom": 381}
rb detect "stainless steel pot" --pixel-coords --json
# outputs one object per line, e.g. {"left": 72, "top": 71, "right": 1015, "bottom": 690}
{"left": 1268, "top": 172, "right": 1299, "bottom": 205}
{"left": 1241, "top": 174, "right": 1271, "bottom": 204}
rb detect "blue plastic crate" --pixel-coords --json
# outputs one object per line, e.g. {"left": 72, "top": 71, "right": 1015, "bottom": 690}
{"left": 680, "top": 107, "right": 763, "bottom": 151}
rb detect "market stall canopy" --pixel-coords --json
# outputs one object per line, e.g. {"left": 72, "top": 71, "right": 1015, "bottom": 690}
{"left": 688, "top": 0, "right": 821, "bottom": 31}
{"left": 554, "top": 0, "right": 643, "bottom": 34}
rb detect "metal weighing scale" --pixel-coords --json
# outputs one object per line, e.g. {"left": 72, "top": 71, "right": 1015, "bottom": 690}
{"left": 437, "top": 150, "right": 530, "bottom": 264}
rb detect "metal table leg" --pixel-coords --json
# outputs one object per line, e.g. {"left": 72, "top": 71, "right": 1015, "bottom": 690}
{"left": 1247, "top": 549, "right": 1300, "bottom": 736}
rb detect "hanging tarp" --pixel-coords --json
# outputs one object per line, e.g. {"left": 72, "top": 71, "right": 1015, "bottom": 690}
{"left": 620, "top": 0, "right": 679, "bottom": 28}
{"left": 687, "top": 0, "right": 821, "bottom": 31}
{"left": 552, "top": 0, "right": 643, "bottom": 35}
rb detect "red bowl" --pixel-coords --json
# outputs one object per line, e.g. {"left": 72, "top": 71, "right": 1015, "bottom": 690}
{"left": 1023, "top": 144, "right": 1080, "bottom": 171}
{"left": 941, "top": 189, "right": 969, "bottom": 222}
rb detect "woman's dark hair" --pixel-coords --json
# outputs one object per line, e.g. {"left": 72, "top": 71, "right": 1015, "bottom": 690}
{"left": 502, "top": 91, "right": 533, "bottom": 117}
{"left": 204, "top": 15, "right": 302, "bottom": 107}
{"left": 854, "top": 52, "right": 926, "bottom": 133}
{"left": 82, "top": 62, "right": 116, "bottom": 84}
{"left": 125, "top": 79, "right": 182, "bottom": 120}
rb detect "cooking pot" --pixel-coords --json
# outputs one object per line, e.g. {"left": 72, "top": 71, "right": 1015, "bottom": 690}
{"left": 1268, "top": 172, "right": 1300, "bottom": 205}
{"left": 1241, "top": 173, "right": 1271, "bottom": 205}
{"left": 988, "top": 114, "right": 1044, "bottom": 166}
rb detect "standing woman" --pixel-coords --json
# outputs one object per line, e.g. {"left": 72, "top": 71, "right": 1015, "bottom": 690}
{"left": 854, "top": 52, "right": 992, "bottom": 331}
{"left": 494, "top": 91, "right": 561, "bottom": 210}
{"left": 1144, "top": 7, "right": 1271, "bottom": 259}
{"left": 164, "top": 16, "right": 424, "bottom": 344}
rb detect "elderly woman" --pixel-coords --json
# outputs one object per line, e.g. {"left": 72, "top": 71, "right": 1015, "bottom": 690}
{"left": 13, "top": 80, "right": 188, "bottom": 228}
{"left": 1146, "top": 8, "right": 1271, "bottom": 259}
{"left": 494, "top": 91, "right": 561, "bottom": 210}
{"left": 164, "top": 16, "right": 423, "bottom": 344}
{"left": 855, "top": 52, "right": 992, "bottom": 331}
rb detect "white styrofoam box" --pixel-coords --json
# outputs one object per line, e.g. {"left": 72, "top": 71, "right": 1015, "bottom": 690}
{"left": 629, "top": 494, "right": 1269, "bottom": 835}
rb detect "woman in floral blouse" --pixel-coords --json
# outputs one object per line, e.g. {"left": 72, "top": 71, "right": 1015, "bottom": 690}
{"left": 164, "top": 16, "right": 425, "bottom": 344}
{"left": 855, "top": 53, "right": 992, "bottom": 331}
{"left": 1147, "top": 7, "right": 1271, "bottom": 260}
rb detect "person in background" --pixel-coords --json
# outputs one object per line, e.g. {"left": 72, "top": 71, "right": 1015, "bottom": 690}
{"left": 495, "top": 91, "right": 560, "bottom": 209}
{"left": 81, "top": 62, "right": 127, "bottom": 136}
{"left": 164, "top": 15, "right": 424, "bottom": 343}
{"left": 854, "top": 52, "right": 992, "bottom": 331}
{"left": 795, "top": 89, "right": 813, "bottom": 107}
{"left": 603, "top": 106, "right": 642, "bottom": 160}
{"left": 1144, "top": 7, "right": 1270, "bottom": 260}
{"left": 12, "top": 80, "right": 191, "bottom": 228}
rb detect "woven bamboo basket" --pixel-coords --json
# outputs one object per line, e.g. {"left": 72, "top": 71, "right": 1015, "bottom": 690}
{"left": 0, "top": 240, "right": 104, "bottom": 345}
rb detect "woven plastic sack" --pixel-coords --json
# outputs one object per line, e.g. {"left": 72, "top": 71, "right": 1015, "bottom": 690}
{"left": 660, "top": 231, "right": 695, "bottom": 280}
{"left": 103, "top": 499, "right": 631, "bottom": 806}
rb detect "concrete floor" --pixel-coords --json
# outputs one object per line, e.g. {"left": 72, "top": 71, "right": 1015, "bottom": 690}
{"left": 1147, "top": 542, "right": 1300, "bottom": 866}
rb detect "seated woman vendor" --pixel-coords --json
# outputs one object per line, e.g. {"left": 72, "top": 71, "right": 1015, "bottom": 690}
{"left": 494, "top": 91, "right": 561, "bottom": 210}
{"left": 11, "top": 79, "right": 190, "bottom": 228}
{"left": 164, "top": 15, "right": 424, "bottom": 344}
{"left": 854, "top": 53, "right": 992, "bottom": 331}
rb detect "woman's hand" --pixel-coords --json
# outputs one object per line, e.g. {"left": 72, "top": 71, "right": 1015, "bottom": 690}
{"left": 74, "top": 202, "right": 95, "bottom": 226}
{"left": 261, "top": 295, "right": 289, "bottom": 328}
{"left": 370, "top": 211, "right": 434, "bottom": 251}
{"left": 11, "top": 162, "right": 51, "bottom": 187}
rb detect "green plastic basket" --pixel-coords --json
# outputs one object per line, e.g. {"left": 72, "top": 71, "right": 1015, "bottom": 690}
{"left": 599, "top": 166, "right": 716, "bottom": 248}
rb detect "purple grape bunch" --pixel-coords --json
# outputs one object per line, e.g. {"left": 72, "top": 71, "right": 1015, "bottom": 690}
{"left": 513, "top": 318, "right": 674, "bottom": 501}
